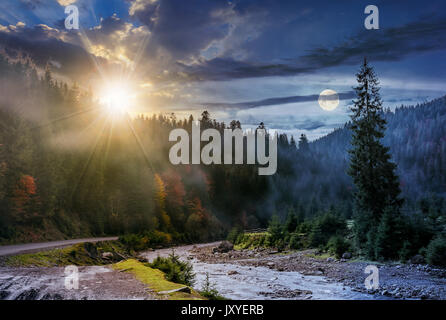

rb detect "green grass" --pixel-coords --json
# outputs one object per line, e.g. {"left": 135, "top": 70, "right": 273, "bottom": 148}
{"left": 113, "top": 259, "right": 204, "bottom": 300}
{"left": 246, "top": 232, "right": 269, "bottom": 236}
{"left": 234, "top": 232, "right": 271, "bottom": 250}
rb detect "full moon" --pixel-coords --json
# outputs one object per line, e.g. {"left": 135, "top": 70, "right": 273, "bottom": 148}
{"left": 318, "top": 89, "right": 339, "bottom": 111}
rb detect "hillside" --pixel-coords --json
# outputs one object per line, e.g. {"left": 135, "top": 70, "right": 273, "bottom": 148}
{"left": 0, "top": 54, "right": 445, "bottom": 244}
{"left": 268, "top": 96, "right": 446, "bottom": 217}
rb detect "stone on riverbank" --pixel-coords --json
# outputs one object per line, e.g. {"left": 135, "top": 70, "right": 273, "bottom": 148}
{"left": 213, "top": 241, "right": 234, "bottom": 253}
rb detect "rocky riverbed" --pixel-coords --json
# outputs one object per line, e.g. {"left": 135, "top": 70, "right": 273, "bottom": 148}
{"left": 140, "top": 242, "right": 369, "bottom": 300}
{"left": 185, "top": 242, "right": 446, "bottom": 300}
{"left": 1, "top": 241, "right": 444, "bottom": 300}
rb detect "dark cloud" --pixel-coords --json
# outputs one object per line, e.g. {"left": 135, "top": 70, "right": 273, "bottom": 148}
{"left": 3, "top": 1, "right": 446, "bottom": 86}
{"left": 172, "top": 17, "right": 446, "bottom": 82}
{"left": 0, "top": 14, "right": 151, "bottom": 81}
{"left": 174, "top": 58, "right": 311, "bottom": 81}
{"left": 0, "top": 24, "right": 97, "bottom": 77}
{"left": 202, "top": 91, "right": 354, "bottom": 111}
{"left": 19, "top": 0, "right": 45, "bottom": 10}
{"left": 130, "top": 0, "right": 234, "bottom": 60}
{"left": 300, "top": 18, "right": 446, "bottom": 69}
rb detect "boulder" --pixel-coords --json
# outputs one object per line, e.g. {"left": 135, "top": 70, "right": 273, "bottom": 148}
{"left": 409, "top": 254, "right": 425, "bottom": 265}
{"left": 227, "top": 270, "right": 239, "bottom": 275}
{"left": 101, "top": 252, "right": 114, "bottom": 259}
{"left": 213, "top": 241, "right": 234, "bottom": 253}
{"left": 342, "top": 252, "right": 352, "bottom": 259}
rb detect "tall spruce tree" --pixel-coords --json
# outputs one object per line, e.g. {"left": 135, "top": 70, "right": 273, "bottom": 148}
{"left": 348, "top": 59, "right": 404, "bottom": 259}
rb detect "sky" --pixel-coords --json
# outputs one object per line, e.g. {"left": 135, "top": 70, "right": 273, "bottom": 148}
{"left": 0, "top": 0, "right": 445, "bottom": 140}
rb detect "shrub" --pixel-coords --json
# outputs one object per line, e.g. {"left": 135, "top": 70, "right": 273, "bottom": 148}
{"left": 235, "top": 233, "right": 245, "bottom": 245}
{"left": 288, "top": 233, "right": 302, "bottom": 250}
{"left": 227, "top": 226, "right": 243, "bottom": 244}
{"left": 275, "top": 239, "right": 285, "bottom": 251}
{"left": 284, "top": 209, "right": 298, "bottom": 233}
{"left": 268, "top": 214, "right": 283, "bottom": 242}
{"left": 119, "top": 234, "right": 144, "bottom": 251}
{"left": 263, "top": 234, "right": 272, "bottom": 247}
{"left": 426, "top": 236, "right": 446, "bottom": 267}
{"left": 119, "top": 230, "right": 173, "bottom": 251}
{"left": 398, "top": 240, "right": 412, "bottom": 262}
{"left": 148, "top": 250, "right": 195, "bottom": 286}
{"left": 309, "top": 212, "right": 347, "bottom": 248}
{"left": 296, "top": 221, "right": 312, "bottom": 234}
{"left": 374, "top": 209, "right": 406, "bottom": 261}
{"left": 235, "top": 232, "right": 271, "bottom": 249}
{"left": 199, "top": 272, "right": 225, "bottom": 300}
{"left": 327, "top": 235, "right": 350, "bottom": 258}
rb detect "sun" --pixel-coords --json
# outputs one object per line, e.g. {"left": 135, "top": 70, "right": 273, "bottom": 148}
{"left": 99, "top": 82, "right": 133, "bottom": 115}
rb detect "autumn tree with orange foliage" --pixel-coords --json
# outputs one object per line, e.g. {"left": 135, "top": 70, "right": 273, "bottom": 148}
{"left": 185, "top": 197, "right": 211, "bottom": 241}
{"left": 161, "top": 169, "right": 187, "bottom": 231}
{"left": 11, "top": 175, "right": 40, "bottom": 224}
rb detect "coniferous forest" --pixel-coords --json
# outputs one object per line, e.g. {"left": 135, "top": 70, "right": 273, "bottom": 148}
{"left": 0, "top": 55, "right": 445, "bottom": 265}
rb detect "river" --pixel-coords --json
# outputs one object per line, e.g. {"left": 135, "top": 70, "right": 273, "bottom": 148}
{"left": 140, "top": 243, "right": 376, "bottom": 300}
{"left": 0, "top": 242, "right": 382, "bottom": 300}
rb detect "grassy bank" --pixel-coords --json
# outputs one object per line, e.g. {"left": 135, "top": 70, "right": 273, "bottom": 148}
{"left": 113, "top": 259, "right": 203, "bottom": 300}
{"left": 233, "top": 232, "right": 273, "bottom": 250}
{"left": 2, "top": 240, "right": 129, "bottom": 267}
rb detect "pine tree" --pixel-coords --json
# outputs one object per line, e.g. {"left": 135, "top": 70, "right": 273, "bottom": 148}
{"left": 348, "top": 59, "right": 404, "bottom": 258}
{"left": 44, "top": 63, "right": 53, "bottom": 87}
{"left": 374, "top": 207, "right": 406, "bottom": 260}
{"left": 284, "top": 207, "right": 298, "bottom": 233}
{"left": 290, "top": 136, "right": 297, "bottom": 148}
{"left": 298, "top": 134, "right": 309, "bottom": 151}
{"left": 268, "top": 214, "right": 282, "bottom": 243}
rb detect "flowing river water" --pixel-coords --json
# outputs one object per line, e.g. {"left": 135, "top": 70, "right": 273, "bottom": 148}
{"left": 140, "top": 243, "right": 376, "bottom": 300}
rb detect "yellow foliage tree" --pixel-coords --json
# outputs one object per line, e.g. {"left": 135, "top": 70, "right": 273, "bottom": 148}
{"left": 154, "top": 174, "right": 171, "bottom": 231}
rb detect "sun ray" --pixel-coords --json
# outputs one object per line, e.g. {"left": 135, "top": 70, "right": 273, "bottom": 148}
{"left": 103, "top": 115, "right": 116, "bottom": 163}
{"left": 32, "top": 106, "right": 101, "bottom": 130}
{"left": 125, "top": 113, "right": 154, "bottom": 174}
{"left": 70, "top": 114, "right": 110, "bottom": 200}
{"left": 123, "top": 29, "right": 150, "bottom": 84}
{"left": 78, "top": 28, "right": 107, "bottom": 81}
{"left": 75, "top": 111, "right": 107, "bottom": 138}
